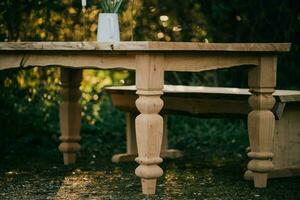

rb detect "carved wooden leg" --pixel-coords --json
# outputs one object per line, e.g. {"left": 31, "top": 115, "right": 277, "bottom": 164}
{"left": 245, "top": 103, "right": 300, "bottom": 180}
{"left": 246, "top": 56, "right": 277, "bottom": 188}
{"left": 112, "top": 114, "right": 183, "bottom": 163}
{"left": 59, "top": 68, "right": 82, "bottom": 165}
{"left": 135, "top": 53, "right": 164, "bottom": 195}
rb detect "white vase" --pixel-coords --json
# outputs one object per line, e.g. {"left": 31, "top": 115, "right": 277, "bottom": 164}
{"left": 97, "top": 13, "right": 120, "bottom": 42}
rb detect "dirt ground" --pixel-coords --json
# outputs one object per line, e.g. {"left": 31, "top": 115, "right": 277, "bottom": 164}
{"left": 0, "top": 148, "right": 300, "bottom": 200}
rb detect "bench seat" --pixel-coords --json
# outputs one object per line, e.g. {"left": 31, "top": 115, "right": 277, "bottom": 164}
{"left": 105, "top": 85, "right": 300, "bottom": 180}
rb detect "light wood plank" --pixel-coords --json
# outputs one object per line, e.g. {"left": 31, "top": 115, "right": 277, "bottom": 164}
{"left": 0, "top": 41, "right": 291, "bottom": 52}
{"left": 0, "top": 53, "right": 136, "bottom": 70}
{"left": 164, "top": 53, "right": 259, "bottom": 71}
{"left": 106, "top": 85, "right": 300, "bottom": 102}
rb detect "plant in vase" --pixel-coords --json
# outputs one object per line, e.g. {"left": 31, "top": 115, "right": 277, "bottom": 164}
{"left": 97, "top": 0, "right": 123, "bottom": 42}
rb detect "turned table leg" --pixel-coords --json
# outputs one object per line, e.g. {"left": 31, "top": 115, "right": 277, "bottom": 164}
{"left": 112, "top": 113, "right": 183, "bottom": 163}
{"left": 246, "top": 56, "right": 277, "bottom": 187}
{"left": 135, "top": 53, "right": 164, "bottom": 195}
{"left": 59, "top": 68, "right": 82, "bottom": 165}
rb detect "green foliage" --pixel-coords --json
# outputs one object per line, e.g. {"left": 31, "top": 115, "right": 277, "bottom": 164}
{"left": 0, "top": 67, "right": 128, "bottom": 154}
{"left": 80, "top": 94, "right": 126, "bottom": 154}
{"left": 0, "top": 67, "right": 61, "bottom": 152}
{"left": 168, "top": 116, "right": 248, "bottom": 156}
{"left": 100, "top": 0, "right": 123, "bottom": 13}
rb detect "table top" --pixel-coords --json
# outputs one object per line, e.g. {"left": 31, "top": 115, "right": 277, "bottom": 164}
{"left": 0, "top": 41, "right": 291, "bottom": 52}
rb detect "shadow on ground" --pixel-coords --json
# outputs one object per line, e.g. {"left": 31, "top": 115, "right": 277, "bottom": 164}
{"left": 0, "top": 146, "right": 300, "bottom": 200}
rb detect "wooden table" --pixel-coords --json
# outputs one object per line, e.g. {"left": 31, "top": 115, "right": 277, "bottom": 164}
{"left": 0, "top": 42, "right": 291, "bottom": 195}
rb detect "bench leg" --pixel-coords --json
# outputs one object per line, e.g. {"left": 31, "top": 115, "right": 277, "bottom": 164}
{"left": 112, "top": 113, "right": 138, "bottom": 162}
{"left": 270, "top": 104, "right": 300, "bottom": 178}
{"left": 58, "top": 68, "right": 82, "bottom": 165}
{"left": 112, "top": 113, "right": 183, "bottom": 163}
{"left": 160, "top": 116, "right": 184, "bottom": 159}
{"left": 246, "top": 56, "right": 276, "bottom": 188}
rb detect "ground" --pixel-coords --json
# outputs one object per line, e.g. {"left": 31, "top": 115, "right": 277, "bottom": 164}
{"left": 0, "top": 147, "right": 300, "bottom": 200}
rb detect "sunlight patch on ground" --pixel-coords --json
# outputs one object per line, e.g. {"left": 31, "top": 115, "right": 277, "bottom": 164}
{"left": 54, "top": 169, "right": 101, "bottom": 200}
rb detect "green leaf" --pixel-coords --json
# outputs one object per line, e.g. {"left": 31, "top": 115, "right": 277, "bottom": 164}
{"left": 100, "top": 0, "right": 123, "bottom": 13}
{"left": 113, "top": 0, "right": 123, "bottom": 13}
{"left": 100, "top": 1, "right": 109, "bottom": 12}
{"left": 107, "top": 0, "right": 113, "bottom": 12}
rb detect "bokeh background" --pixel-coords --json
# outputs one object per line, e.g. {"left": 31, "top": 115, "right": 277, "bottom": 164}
{"left": 0, "top": 0, "right": 299, "bottom": 158}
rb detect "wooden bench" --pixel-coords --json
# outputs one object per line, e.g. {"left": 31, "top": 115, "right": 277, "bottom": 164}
{"left": 105, "top": 85, "right": 300, "bottom": 181}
